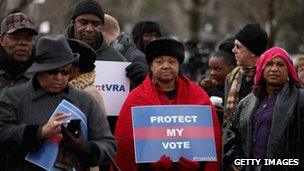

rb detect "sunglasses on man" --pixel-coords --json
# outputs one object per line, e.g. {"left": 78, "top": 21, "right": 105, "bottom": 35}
{"left": 45, "top": 68, "right": 71, "bottom": 76}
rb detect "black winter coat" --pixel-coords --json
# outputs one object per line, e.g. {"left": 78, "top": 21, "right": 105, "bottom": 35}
{"left": 223, "top": 82, "right": 304, "bottom": 171}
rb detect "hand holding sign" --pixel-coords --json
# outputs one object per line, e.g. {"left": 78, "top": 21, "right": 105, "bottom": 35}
{"left": 150, "top": 155, "right": 173, "bottom": 171}
{"left": 176, "top": 157, "right": 200, "bottom": 171}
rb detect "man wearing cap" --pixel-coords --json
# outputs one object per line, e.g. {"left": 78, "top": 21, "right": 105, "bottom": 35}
{"left": 224, "top": 23, "right": 268, "bottom": 123}
{"left": 66, "top": 0, "right": 125, "bottom": 62}
{"left": 114, "top": 38, "right": 222, "bottom": 171}
{"left": 67, "top": 0, "right": 149, "bottom": 137}
{"left": 0, "top": 13, "right": 38, "bottom": 90}
{"left": 222, "top": 23, "right": 268, "bottom": 170}
{"left": 0, "top": 35, "right": 116, "bottom": 170}
{"left": 67, "top": 0, "right": 148, "bottom": 87}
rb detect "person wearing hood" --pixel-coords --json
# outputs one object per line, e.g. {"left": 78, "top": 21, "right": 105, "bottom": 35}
{"left": 0, "top": 13, "right": 38, "bottom": 90}
{"left": 131, "top": 20, "right": 161, "bottom": 54}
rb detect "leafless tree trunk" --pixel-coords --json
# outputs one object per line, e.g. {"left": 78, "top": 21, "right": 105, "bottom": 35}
{"left": 0, "top": 0, "right": 34, "bottom": 19}
{"left": 266, "top": 0, "right": 276, "bottom": 48}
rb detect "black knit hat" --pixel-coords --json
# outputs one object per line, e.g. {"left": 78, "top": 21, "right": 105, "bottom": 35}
{"left": 145, "top": 37, "right": 185, "bottom": 64}
{"left": 235, "top": 23, "right": 268, "bottom": 56}
{"left": 70, "top": 0, "right": 104, "bottom": 24}
{"left": 66, "top": 38, "right": 96, "bottom": 73}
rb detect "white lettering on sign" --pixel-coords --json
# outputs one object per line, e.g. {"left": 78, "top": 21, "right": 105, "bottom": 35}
{"left": 150, "top": 115, "right": 198, "bottom": 123}
{"left": 162, "top": 141, "right": 190, "bottom": 149}
{"left": 166, "top": 128, "right": 184, "bottom": 136}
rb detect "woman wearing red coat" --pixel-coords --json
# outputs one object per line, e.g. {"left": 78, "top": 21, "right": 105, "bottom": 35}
{"left": 114, "top": 38, "right": 222, "bottom": 171}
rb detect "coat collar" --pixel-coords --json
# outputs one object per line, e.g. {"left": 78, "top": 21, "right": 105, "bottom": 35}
{"left": 239, "top": 94, "right": 260, "bottom": 158}
{"left": 243, "top": 83, "right": 298, "bottom": 158}
{"left": 29, "top": 76, "right": 72, "bottom": 102}
{"left": 265, "top": 82, "right": 298, "bottom": 157}
{"left": 0, "top": 65, "right": 33, "bottom": 80}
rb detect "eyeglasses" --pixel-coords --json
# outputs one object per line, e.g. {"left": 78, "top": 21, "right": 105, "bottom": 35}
{"left": 45, "top": 68, "right": 71, "bottom": 76}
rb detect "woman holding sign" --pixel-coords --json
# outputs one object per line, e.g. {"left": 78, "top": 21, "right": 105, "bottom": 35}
{"left": 223, "top": 47, "right": 304, "bottom": 170}
{"left": 114, "top": 38, "right": 222, "bottom": 171}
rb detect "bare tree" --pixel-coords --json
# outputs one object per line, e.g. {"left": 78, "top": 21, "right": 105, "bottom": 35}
{"left": 0, "top": 0, "right": 34, "bottom": 19}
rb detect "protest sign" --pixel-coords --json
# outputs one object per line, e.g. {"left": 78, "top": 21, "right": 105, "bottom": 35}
{"left": 94, "top": 61, "right": 131, "bottom": 116}
{"left": 132, "top": 105, "right": 217, "bottom": 163}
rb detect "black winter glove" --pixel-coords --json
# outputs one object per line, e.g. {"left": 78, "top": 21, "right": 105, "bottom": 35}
{"left": 61, "top": 125, "right": 88, "bottom": 158}
{"left": 125, "top": 61, "right": 148, "bottom": 86}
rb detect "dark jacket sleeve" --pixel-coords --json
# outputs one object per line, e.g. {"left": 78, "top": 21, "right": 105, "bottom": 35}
{"left": 78, "top": 93, "right": 117, "bottom": 167}
{"left": 222, "top": 99, "right": 245, "bottom": 168}
{"left": 0, "top": 92, "right": 42, "bottom": 153}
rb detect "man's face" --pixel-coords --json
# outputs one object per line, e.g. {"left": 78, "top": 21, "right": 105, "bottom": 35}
{"left": 142, "top": 32, "right": 159, "bottom": 46}
{"left": 37, "top": 65, "right": 71, "bottom": 94}
{"left": 232, "top": 39, "right": 256, "bottom": 67}
{"left": 73, "top": 13, "right": 102, "bottom": 46}
{"left": 0, "top": 30, "right": 35, "bottom": 62}
{"left": 150, "top": 55, "right": 179, "bottom": 84}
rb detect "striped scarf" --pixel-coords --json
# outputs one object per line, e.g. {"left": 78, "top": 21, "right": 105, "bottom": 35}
{"left": 225, "top": 67, "right": 255, "bottom": 120}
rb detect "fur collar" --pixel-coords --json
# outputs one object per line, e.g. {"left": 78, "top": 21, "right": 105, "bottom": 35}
{"left": 69, "top": 71, "right": 95, "bottom": 89}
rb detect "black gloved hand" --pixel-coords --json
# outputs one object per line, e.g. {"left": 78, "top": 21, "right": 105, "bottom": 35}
{"left": 125, "top": 61, "right": 148, "bottom": 86}
{"left": 61, "top": 125, "right": 88, "bottom": 157}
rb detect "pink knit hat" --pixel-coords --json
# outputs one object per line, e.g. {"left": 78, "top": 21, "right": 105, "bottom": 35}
{"left": 254, "top": 47, "right": 299, "bottom": 85}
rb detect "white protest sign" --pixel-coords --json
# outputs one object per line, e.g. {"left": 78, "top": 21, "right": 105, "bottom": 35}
{"left": 94, "top": 61, "right": 131, "bottom": 116}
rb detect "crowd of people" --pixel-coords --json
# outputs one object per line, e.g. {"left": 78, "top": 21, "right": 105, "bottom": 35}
{"left": 0, "top": 0, "right": 303, "bottom": 171}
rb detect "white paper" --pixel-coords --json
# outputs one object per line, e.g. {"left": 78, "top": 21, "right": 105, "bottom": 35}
{"left": 94, "top": 61, "right": 131, "bottom": 116}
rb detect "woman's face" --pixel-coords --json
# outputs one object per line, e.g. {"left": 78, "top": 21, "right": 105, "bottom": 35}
{"left": 263, "top": 56, "right": 288, "bottom": 87}
{"left": 150, "top": 55, "right": 179, "bottom": 84}
{"left": 208, "top": 57, "right": 233, "bottom": 87}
